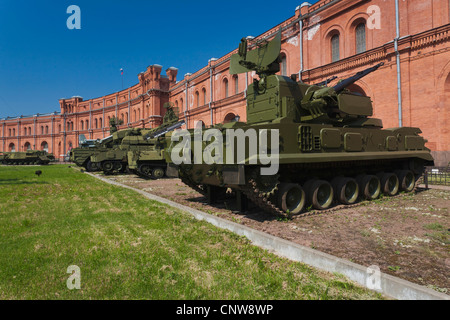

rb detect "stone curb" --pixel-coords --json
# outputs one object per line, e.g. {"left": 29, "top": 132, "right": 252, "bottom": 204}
{"left": 85, "top": 172, "right": 449, "bottom": 300}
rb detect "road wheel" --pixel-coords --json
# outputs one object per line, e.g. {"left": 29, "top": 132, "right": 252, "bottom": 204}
{"left": 395, "top": 170, "right": 415, "bottom": 192}
{"left": 151, "top": 167, "right": 165, "bottom": 180}
{"left": 102, "top": 161, "right": 115, "bottom": 174}
{"left": 332, "top": 177, "right": 359, "bottom": 205}
{"left": 378, "top": 172, "right": 399, "bottom": 196}
{"left": 356, "top": 174, "right": 381, "bottom": 200}
{"left": 277, "top": 183, "right": 305, "bottom": 215}
{"left": 86, "top": 160, "right": 99, "bottom": 172}
{"left": 304, "top": 179, "right": 334, "bottom": 210}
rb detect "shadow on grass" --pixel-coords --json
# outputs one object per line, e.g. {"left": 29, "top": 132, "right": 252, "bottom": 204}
{"left": 0, "top": 179, "right": 49, "bottom": 185}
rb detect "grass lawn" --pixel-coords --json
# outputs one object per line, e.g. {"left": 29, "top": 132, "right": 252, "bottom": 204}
{"left": 0, "top": 165, "right": 383, "bottom": 299}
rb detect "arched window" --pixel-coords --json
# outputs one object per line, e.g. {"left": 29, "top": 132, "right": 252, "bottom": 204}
{"left": 180, "top": 98, "right": 183, "bottom": 110}
{"left": 58, "top": 124, "right": 61, "bottom": 133}
{"left": 224, "top": 112, "right": 236, "bottom": 123}
{"left": 13, "top": 128, "right": 15, "bottom": 136}
{"left": 85, "top": 120, "right": 89, "bottom": 129}
{"left": 195, "top": 91, "right": 200, "bottom": 107}
{"left": 29, "top": 127, "right": 32, "bottom": 135}
{"left": 223, "top": 78, "right": 229, "bottom": 98}
{"left": 99, "top": 118, "right": 102, "bottom": 128}
{"left": 280, "top": 53, "right": 287, "bottom": 76}
{"left": 41, "top": 126, "right": 44, "bottom": 134}
{"left": 8, "top": 129, "right": 11, "bottom": 136}
{"left": 138, "top": 109, "right": 140, "bottom": 120}
{"left": 95, "top": 118, "right": 98, "bottom": 129}
{"left": 24, "top": 127, "right": 27, "bottom": 135}
{"left": 233, "top": 75, "right": 239, "bottom": 94}
{"left": 356, "top": 23, "right": 366, "bottom": 54}
{"left": 24, "top": 142, "right": 31, "bottom": 151}
{"left": 202, "top": 88, "right": 207, "bottom": 105}
{"left": 81, "top": 120, "right": 84, "bottom": 130}
{"left": 331, "top": 34, "right": 340, "bottom": 62}
{"left": 9, "top": 143, "right": 15, "bottom": 152}
{"left": 41, "top": 142, "right": 48, "bottom": 152}
{"left": 133, "top": 110, "right": 137, "bottom": 122}
{"left": 125, "top": 112, "right": 128, "bottom": 124}
{"left": 175, "top": 100, "right": 178, "bottom": 108}
{"left": 45, "top": 126, "right": 49, "bottom": 134}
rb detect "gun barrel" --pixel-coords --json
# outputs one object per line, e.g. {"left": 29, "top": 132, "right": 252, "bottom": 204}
{"left": 333, "top": 62, "right": 384, "bottom": 93}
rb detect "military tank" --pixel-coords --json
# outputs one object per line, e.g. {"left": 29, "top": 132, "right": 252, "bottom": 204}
{"left": 127, "top": 104, "right": 185, "bottom": 179}
{"left": 171, "top": 29, "right": 434, "bottom": 217}
{"left": 88, "top": 127, "right": 137, "bottom": 174}
{"left": 1, "top": 150, "right": 55, "bottom": 165}
{"left": 69, "top": 118, "right": 126, "bottom": 172}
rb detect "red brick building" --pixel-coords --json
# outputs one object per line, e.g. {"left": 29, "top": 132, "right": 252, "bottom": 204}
{"left": 1, "top": 0, "right": 449, "bottom": 165}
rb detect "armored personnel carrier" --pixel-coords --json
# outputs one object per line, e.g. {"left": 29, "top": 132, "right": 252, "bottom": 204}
{"left": 1, "top": 150, "right": 55, "bottom": 165}
{"left": 172, "top": 29, "right": 434, "bottom": 217}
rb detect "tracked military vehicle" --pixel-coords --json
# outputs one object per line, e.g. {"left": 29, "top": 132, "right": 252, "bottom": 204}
{"left": 1, "top": 150, "right": 55, "bottom": 165}
{"left": 91, "top": 104, "right": 183, "bottom": 177}
{"left": 127, "top": 104, "right": 184, "bottom": 179}
{"left": 172, "top": 29, "right": 434, "bottom": 217}
{"left": 69, "top": 118, "right": 126, "bottom": 172}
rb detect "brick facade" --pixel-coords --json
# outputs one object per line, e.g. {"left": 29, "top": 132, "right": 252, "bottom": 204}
{"left": 1, "top": 0, "right": 449, "bottom": 165}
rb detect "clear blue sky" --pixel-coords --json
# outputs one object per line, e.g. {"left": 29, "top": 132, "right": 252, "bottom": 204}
{"left": 0, "top": 0, "right": 319, "bottom": 118}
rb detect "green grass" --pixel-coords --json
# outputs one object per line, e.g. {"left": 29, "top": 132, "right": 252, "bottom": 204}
{"left": 0, "top": 165, "right": 383, "bottom": 300}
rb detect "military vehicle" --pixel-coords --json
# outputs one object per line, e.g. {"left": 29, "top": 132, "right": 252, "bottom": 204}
{"left": 88, "top": 128, "right": 136, "bottom": 174}
{"left": 1, "top": 150, "right": 55, "bottom": 165}
{"left": 69, "top": 118, "right": 124, "bottom": 172}
{"left": 93, "top": 103, "right": 184, "bottom": 177}
{"left": 127, "top": 105, "right": 184, "bottom": 179}
{"left": 172, "top": 29, "right": 434, "bottom": 217}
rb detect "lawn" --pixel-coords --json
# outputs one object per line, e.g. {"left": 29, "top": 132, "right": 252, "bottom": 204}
{"left": 0, "top": 165, "right": 382, "bottom": 299}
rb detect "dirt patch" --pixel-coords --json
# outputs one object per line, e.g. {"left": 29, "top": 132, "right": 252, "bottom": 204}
{"left": 98, "top": 173, "right": 449, "bottom": 294}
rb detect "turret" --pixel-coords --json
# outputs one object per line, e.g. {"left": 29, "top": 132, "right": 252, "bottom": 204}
{"left": 229, "top": 29, "right": 384, "bottom": 127}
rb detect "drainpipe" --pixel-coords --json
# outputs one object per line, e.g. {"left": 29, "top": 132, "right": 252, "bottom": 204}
{"left": 298, "top": 17, "right": 304, "bottom": 79}
{"left": 184, "top": 74, "right": 191, "bottom": 127}
{"left": 208, "top": 58, "right": 217, "bottom": 127}
{"left": 395, "top": 0, "right": 403, "bottom": 127}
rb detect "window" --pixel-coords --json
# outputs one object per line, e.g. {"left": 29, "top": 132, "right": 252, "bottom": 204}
{"left": 24, "top": 128, "right": 27, "bottom": 135}
{"left": 234, "top": 75, "right": 239, "bottom": 94}
{"left": 8, "top": 129, "right": 11, "bottom": 136}
{"left": 13, "top": 128, "right": 15, "bottom": 136}
{"left": 41, "top": 126, "right": 44, "bottom": 134}
{"left": 331, "top": 34, "right": 340, "bottom": 62}
{"left": 81, "top": 120, "right": 84, "bottom": 130}
{"left": 195, "top": 91, "right": 199, "bottom": 107}
{"left": 45, "top": 126, "right": 48, "bottom": 134}
{"left": 280, "top": 54, "right": 287, "bottom": 76}
{"left": 202, "top": 88, "right": 207, "bottom": 105}
{"left": 223, "top": 78, "right": 229, "bottom": 98}
{"left": 99, "top": 118, "right": 102, "bottom": 128}
{"left": 356, "top": 23, "right": 366, "bottom": 54}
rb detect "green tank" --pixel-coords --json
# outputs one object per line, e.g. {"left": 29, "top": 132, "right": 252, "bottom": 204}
{"left": 69, "top": 118, "right": 124, "bottom": 172}
{"left": 89, "top": 127, "right": 136, "bottom": 174}
{"left": 1, "top": 150, "right": 55, "bottom": 165}
{"left": 171, "top": 29, "right": 434, "bottom": 217}
{"left": 126, "top": 104, "right": 185, "bottom": 179}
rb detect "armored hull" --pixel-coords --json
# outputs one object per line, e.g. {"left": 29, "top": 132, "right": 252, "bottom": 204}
{"left": 1, "top": 150, "right": 55, "bottom": 165}
{"left": 173, "top": 30, "right": 434, "bottom": 216}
